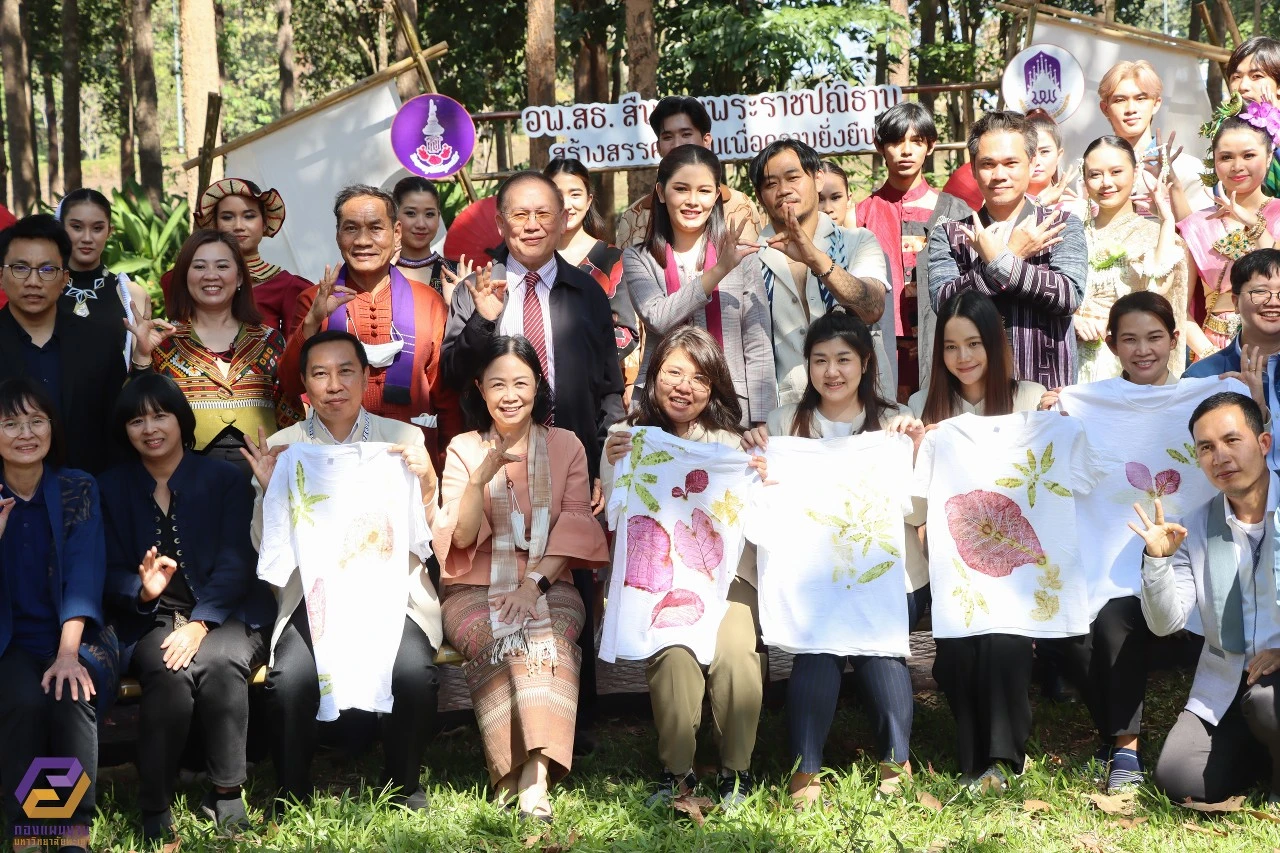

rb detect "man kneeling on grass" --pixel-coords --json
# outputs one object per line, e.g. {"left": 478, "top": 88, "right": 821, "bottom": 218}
{"left": 1131, "top": 390, "right": 1280, "bottom": 804}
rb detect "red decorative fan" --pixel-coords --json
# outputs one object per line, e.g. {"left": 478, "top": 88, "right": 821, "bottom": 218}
{"left": 443, "top": 195, "right": 502, "bottom": 266}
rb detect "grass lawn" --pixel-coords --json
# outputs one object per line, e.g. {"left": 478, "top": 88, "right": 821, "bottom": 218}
{"left": 78, "top": 668, "right": 1280, "bottom": 852}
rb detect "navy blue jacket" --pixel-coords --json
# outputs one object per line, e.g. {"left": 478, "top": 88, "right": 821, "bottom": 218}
{"left": 99, "top": 452, "right": 274, "bottom": 642}
{"left": 0, "top": 467, "right": 105, "bottom": 657}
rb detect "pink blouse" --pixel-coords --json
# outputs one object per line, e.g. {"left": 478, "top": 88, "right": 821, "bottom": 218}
{"left": 1178, "top": 198, "right": 1280, "bottom": 309}
{"left": 433, "top": 428, "right": 609, "bottom": 586}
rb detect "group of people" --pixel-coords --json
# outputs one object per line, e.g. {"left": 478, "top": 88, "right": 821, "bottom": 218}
{"left": 2, "top": 35, "right": 1280, "bottom": 850}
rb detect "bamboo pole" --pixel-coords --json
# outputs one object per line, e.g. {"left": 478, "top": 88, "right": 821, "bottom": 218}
{"left": 195, "top": 92, "right": 222, "bottom": 201}
{"left": 997, "top": 1, "right": 1231, "bottom": 61}
{"left": 180, "top": 42, "right": 449, "bottom": 170}
{"left": 390, "top": 1, "right": 477, "bottom": 202}
{"left": 1217, "top": 0, "right": 1242, "bottom": 50}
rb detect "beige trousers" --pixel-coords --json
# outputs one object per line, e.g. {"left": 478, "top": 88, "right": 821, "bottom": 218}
{"left": 645, "top": 578, "right": 765, "bottom": 773}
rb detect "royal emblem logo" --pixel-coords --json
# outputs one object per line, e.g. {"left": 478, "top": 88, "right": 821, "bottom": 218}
{"left": 391, "top": 94, "right": 476, "bottom": 179}
{"left": 1002, "top": 43, "right": 1085, "bottom": 121}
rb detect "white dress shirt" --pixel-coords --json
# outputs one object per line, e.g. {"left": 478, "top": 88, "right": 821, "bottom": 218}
{"left": 501, "top": 255, "right": 558, "bottom": 390}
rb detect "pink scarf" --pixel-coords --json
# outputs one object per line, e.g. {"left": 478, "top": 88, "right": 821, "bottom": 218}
{"left": 663, "top": 241, "right": 723, "bottom": 346}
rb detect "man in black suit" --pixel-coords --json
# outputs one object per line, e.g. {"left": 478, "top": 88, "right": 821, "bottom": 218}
{"left": 441, "top": 170, "right": 625, "bottom": 749}
{"left": 0, "top": 215, "right": 127, "bottom": 473}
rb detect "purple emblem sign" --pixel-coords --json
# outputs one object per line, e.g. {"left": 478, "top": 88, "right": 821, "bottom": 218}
{"left": 391, "top": 94, "right": 476, "bottom": 179}
{"left": 1002, "top": 43, "right": 1084, "bottom": 121}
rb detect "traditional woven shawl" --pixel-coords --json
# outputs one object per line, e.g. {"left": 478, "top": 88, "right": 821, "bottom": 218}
{"left": 486, "top": 424, "right": 556, "bottom": 674}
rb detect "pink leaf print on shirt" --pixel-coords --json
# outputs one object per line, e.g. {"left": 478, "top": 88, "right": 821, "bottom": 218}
{"left": 1125, "top": 462, "right": 1182, "bottom": 499}
{"left": 650, "top": 589, "right": 706, "bottom": 628}
{"left": 671, "top": 469, "right": 710, "bottom": 500}
{"left": 944, "top": 489, "right": 1047, "bottom": 577}
{"left": 674, "top": 508, "right": 724, "bottom": 579}
{"left": 1125, "top": 462, "right": 1154, "bottom": 493}
{"left": 306, "top": 577, "right": 326, "bottom": 641}
{"left": 625, "top": 515, "right": 674, "bottom": 593}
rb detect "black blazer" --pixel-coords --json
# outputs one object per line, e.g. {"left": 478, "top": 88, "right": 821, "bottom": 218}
{"left": 441, "top": 249, "right": 626, "bottom": 479}
{"left": 98, "top": 451, "right": 275, "bottom": 644}
{"left": 0, "top": 305, "right": 128, "bottom": 473}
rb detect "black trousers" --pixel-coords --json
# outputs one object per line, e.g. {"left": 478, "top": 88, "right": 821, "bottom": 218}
{"left": 265, "top": 602, "right": 440, "bottom": 802}
{"left": 132, "top": 615, "right": 266, "bottom": 814}
{"left": 932, "top": 634, "right": 1033, "bottom": 776}
{"left": 0, "top": 645, "right": 98, "bottom": 831}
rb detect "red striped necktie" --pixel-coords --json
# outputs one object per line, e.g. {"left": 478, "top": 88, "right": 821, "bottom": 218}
{"left": 522, "top": 270, "right": 554, "bottom": 425}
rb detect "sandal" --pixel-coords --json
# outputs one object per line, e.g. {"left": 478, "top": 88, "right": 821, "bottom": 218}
{"left": 519, "top": 794, "right": 554, "bottom": 824}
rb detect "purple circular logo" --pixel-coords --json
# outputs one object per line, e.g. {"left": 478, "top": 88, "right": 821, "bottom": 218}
{"left": 391, "top": 94, "right": 476, "bottom": 179}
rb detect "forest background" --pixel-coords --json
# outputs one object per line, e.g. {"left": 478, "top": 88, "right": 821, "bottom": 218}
{"left": 0, "top": 0, "right": 1276, "bottom": 254}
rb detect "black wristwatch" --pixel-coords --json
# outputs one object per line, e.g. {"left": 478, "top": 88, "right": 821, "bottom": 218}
{"left": 527, "top": 572, "right": 553, "bottom": 594}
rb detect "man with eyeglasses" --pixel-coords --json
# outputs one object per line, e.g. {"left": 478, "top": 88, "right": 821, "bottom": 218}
{"left": 0, "top": 214, "right": 128, "bottom": 472}
{"left": 1186, "top": 249, "right": 1280, "bottom": 471}
{"left": 440, "top": 169, "right": 625, "bottom": 753}
{"left": 277, "top": 184, "right": 453, "bottom": 463}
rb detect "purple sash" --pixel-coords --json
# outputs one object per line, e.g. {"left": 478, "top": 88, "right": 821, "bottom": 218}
{"left": 329, "top": 266, "right": 417, "bottom": 406}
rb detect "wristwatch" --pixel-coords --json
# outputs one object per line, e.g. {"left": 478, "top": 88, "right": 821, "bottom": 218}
{"left": 526, "top": 572, "right": 552, "bottom": 595}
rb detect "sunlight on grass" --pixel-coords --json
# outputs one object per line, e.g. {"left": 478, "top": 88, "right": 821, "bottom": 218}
{"left": 79, "top": 670, "right": 1280, "bottom": 852}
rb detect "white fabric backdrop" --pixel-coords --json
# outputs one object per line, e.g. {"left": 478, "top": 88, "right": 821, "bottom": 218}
{"left": 224, "top": 82, "right": 407, "bottom": 283}
{"left": 1032, "top": 20, "right": 1211, "bottom": 162}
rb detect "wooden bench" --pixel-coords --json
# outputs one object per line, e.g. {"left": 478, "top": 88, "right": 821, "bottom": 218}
{"left": 116, "top": 644, "right": 466, "bottom": 700}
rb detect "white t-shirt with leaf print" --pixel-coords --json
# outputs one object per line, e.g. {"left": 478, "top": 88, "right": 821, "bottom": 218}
{"left": 914, "top": 412, "right": 1107, "bottom": 638}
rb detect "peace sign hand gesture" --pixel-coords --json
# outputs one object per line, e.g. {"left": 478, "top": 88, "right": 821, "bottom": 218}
{"left": 1128, "top": 499, "right": 1188, "bottom": 558}
{"left": 466, "top": 262, "right": 507, "bottom": 321}
{"left": 125, "top": 304, "right": 176, "bottom": 366}
{"left": 440, "top": 254, "right": 476, "bottom": 306}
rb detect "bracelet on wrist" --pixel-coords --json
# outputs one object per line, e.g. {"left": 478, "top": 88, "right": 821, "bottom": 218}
{"left": 1246, "top": 218, "right": 1267, "bottom": 243}
{"left": 815, "top": 255, "right": 836, "bottom": 279}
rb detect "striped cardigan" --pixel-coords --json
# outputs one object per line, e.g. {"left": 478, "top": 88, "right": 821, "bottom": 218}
{"left": 926, "top": 198, "right": 1087, "bottom": 389}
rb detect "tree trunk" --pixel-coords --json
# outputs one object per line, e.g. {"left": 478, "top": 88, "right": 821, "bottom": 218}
{"left": 41, "top": 67, "right": 61, "bottom": 198}
{"left": 0, "top": 102, "right": 8, "bottom": 207}
{"left": 919, "top": 0, "right": 937, "bottom": 175}
{"left": 180, "top": 0, "right": 221, "bottom": 203}
{"left": 526, "top": 0, "right": 555, "bottom": 169}
{"left": 888, "top": 0, "right": 909, "bottom": 87}
{"left": 277, "top": 0, "right": 296, "bottom": 113}
{"left": 62, "top": 0, "right": 82, "bottom": 191}
{"left": 624, "top": 0, "right": 656, "bottom": 204}
{"left": 132, "top": 0, "right": 165, "bottom": 211}
{"left": 119, "top": 4, "right": 136, "bottom": 184}
{"left": 1, "top": 0, "right": 38, "bottom": 213}
{"left": 390, "top": 0, "right": 419, "bottom": 103}
{"left": 1207, "top": 1, "right": 1225, "bottom": 107}
{"left": 214, "top": 0, "right": 226, "bottom": 83}
{"left": 573, "top": 0, "right": 614, "bottom": 237}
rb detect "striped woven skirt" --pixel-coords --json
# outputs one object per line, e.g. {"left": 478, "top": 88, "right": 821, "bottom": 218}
{"left": 441, "top": 581, "right": 585, "bottom": 783}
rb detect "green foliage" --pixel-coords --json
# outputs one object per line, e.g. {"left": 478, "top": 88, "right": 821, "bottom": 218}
{"left": 101, "top": 179, "right": 190, "bottom": 316}
{"left": 657, "top": 0, "right": 905, "bottom": 96}
{"left": 218, "top": 1, "right": 283, "bottom": 139}
{"left": 421, "top": 0, "right": 530, "bottom": 109}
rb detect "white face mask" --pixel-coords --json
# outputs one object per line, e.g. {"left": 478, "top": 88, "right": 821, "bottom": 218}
{"left": 362, "top": 339, "right": 404, "bottom": 368}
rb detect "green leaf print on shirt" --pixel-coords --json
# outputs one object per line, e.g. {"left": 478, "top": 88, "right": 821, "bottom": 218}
{"left": 806, "top": 486, "right": 901, "bottom": 588}
{"left": 1166, "top": 442, "right": 1197, "bottom": 466}
{"left": 290, "top": 461, "right": 329, "bottom": 528}
{"left": 615, "top": 428, "right": 675, "bottom": 512}
{"left": 995, "top": 442, "right": 1071, "bottom": 508}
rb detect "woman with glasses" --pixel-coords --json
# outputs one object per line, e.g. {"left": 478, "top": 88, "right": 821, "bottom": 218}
{"left": 599, "top": 327, "right": 768, "bottom": 809}
{"left": 622, "top": 145, "right": 776, "bottom": 426}
{"left": 0, "top": 378, "right": 116, "bottom": 852}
